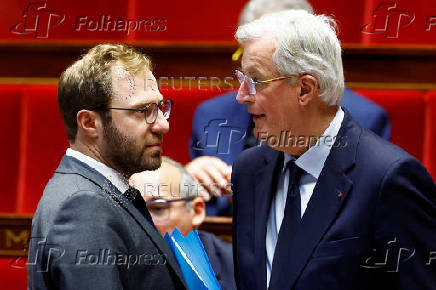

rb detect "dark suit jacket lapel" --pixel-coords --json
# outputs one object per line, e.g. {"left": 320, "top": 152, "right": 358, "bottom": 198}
{"left": 230, "top": 100, "right": 252, "bottom": 164}
{"left": 269, "top": 111, "right": 360, "bottom": 290}
{"left": 253, "top": 146, "right": 282, "bottom": 290}
{"left": 56, "top": 156, "right": 187, "bottom": 288}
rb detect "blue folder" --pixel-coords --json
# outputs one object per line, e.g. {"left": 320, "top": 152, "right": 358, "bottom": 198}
{"left": 164, "top": 228, "right": 221, "bottom": 290}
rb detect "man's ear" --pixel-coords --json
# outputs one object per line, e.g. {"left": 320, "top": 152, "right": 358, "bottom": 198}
{"left": 76, "top": 110, "right": 103, "bottom": 139}
{"left": 191, "top": 197, "right": 206, "bottom": 227}
{"left": 297, "top": 75, "right": 318, "bottom": 106}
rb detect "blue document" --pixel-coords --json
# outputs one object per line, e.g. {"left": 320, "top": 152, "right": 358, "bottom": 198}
{"left": 164, "top": 228, "right": 221, "bottom": 290}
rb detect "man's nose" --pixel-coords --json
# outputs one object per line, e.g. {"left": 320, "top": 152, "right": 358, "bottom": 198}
{"left": 235, "top": 81, "right": 255, "bottom": 104}
{"left": 151, "top": 110, "right": 170, "bottom": 134}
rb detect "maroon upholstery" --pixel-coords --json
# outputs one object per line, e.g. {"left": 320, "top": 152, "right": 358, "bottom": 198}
{"left": 15, "top": 85, "right": 69, "bottom": 213}
{"left": 161, "top": 88, "right": 220, "bottom": 164}
{"left": 1, "top": 84, "right": 435, "bottom": 213}
{"left": 424, "top": 91, "right": 436, "bottom": 180}
{"left": 0, "top": 85, "right": 22, "bottom": 213}
{"left": 0, "top": 258, "right": 27, "bottom": 290}
{"left": 355, "top": 89, "right": 426, "bottom": 162}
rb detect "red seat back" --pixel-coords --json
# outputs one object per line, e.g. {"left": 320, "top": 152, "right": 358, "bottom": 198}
{"left": 16, "top": 85, "right": 68, "bottom": 213}
{"left": 0, "top": 258, "right": 27, "bottom": 290}
{"left": 0, "top": 85, "right": 22, "bottom": 212}
{"left": 424, "top": 91, "right": 436, "bottom": 179}
{"left": 161, "top": 88, "right": 217, "bottom": 164}
{"left": 355, "top": 89, "right": 426, "bottom": 161}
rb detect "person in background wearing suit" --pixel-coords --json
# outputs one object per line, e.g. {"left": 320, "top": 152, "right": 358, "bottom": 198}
{"left": 231, "top": 10, "right": 435, "bottom": 290}
{"left": 187, "top": 0, "right": 391, "bottom": 216}
{"left": 130, "top": 157, "right": 237, "bottom": 290}
{"left": 28, "top": 44, "right": 187, "bottom": 289}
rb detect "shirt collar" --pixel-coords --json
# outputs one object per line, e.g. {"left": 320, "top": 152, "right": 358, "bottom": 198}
{"left": 66, "top": 148, "right": 129, "bottom": 193}
{"left": 283, "top": 107, "right": 344, "bottom": 180}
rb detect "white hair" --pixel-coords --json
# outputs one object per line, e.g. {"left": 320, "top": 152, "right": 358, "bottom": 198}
{"left": 238, "top": 0, "right": 313, "bottom": 25}
{"left": 235, "top": 10, "right": 344, "bottom": 106}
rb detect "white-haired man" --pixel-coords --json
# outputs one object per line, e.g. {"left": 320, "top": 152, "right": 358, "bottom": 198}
{"left": 188, "top": 0, "right": 391, "bottom": 216}
{"left": 231, "top": 10, "right": 435, "bottom": 290}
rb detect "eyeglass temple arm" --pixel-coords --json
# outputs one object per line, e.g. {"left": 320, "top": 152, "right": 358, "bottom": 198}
{"left": 259, "top": 75, "right": 299, "bottom": 84}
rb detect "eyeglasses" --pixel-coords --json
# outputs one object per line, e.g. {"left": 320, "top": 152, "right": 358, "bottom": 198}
{"left": 235, "top": 70, "right": 299, "bottom": 95}
{"left": 146, "top": 196, "right": 195, "bottom": 222}
{"left": 92, "top": 99, "right": 172, "bottom": 124}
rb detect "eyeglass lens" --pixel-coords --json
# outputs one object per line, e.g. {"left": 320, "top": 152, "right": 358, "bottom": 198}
{"left": 235, "top": 70, "right": 256, "bottom": 95}
{"left": 145, "top": 100, "right": 172, "bottom": 123}
{"left": 146, "top": 202, "right": 170, "bottom": 221}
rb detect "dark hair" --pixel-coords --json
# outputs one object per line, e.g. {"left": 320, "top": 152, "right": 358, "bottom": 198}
{"left": 57, "top": 43, "right": 151, "bottom": 142}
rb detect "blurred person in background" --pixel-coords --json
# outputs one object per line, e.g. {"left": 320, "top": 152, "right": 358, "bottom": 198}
{"left": 130, "top": 157, "right": 237, "bottom": 290}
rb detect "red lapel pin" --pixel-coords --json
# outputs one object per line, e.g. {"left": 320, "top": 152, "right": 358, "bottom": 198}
{"left": 337, "top": 192, "right": 343, "bottom": 199}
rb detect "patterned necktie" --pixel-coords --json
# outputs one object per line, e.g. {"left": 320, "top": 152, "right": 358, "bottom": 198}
{"left": 124, "top": 187, "right": 155, "bottom": 228}
{"left": 270, "top": 160, "right": 304, "bottom": 281}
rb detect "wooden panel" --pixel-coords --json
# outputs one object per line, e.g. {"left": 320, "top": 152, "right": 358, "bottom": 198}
{"left": 0, "top": 214, "right": 233, "bottom": 256}
{"left": 0, "top": 214, "right": 32, "bottom": 257}
{"left": 199, "top": 217, "right": 233, "bottom": 243}
{"left": 0, "top": 43, "right": 435, "bottom": 87}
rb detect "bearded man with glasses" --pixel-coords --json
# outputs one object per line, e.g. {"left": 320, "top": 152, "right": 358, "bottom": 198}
{"left": 28, "top": 44, "right": 187, "bottom": 290}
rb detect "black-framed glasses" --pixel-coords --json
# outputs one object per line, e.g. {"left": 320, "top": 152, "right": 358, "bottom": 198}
{"left": 235, "top": 70, "right": 299, "bottom": 95}
{"left": 92, "top": 99, "right": 173, "bottom": 124}
{"left": 146, "top": 196, "right": 195, "bottom": 222}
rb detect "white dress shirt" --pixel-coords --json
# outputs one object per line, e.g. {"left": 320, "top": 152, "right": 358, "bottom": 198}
{"left": 266, "top": 107, "right": 344, "bottom": 286}
{"left": 66, "top": 148, "right": 129, "bottom": 194}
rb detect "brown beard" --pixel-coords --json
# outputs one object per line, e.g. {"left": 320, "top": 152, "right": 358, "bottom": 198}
{"left": 101, "top": 121, "right": 162, "bottom": 177}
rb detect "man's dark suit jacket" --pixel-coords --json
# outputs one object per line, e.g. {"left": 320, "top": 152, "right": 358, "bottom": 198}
{"left": 190, "top": 89, "right": 391, "bottom": 216}
{"left": 198, "top": 230, "right": 237, "bottom": 290}
{"left": 231, "top": 111, "right": 436, "bottom": 290}
{"left": 28, "top": 156, "right": 187, "bottom": 290}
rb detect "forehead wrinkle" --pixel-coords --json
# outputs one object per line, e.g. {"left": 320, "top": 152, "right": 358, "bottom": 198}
{"left": 242, "top": 40, "right": 277, "bottom": 77}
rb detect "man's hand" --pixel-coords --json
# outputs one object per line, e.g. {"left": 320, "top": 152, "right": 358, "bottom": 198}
{"left": 185, "top": 156, "right": 232, "bottom": 200}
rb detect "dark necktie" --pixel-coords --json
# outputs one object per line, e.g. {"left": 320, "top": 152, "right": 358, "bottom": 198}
{"left": 270, "top": 160, "right": 304, "bottom": 286}
{"left": 244, "top": 120, "right": 259, "bottom": 149}
{"left": 124, "top": 187, "right": 156, "bottom": 229}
